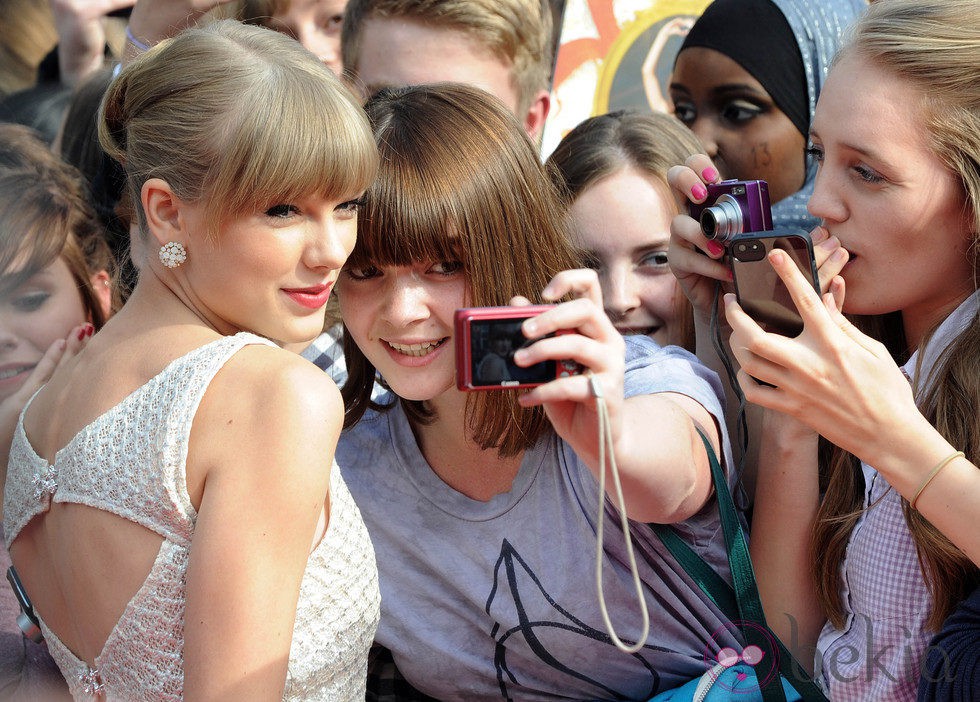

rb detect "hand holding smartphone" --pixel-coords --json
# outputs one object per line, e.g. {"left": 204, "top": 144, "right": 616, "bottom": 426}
{"left": 729, "top": 230, "right": 820, "bottom": 337}
{"left": 687, "top": 178, "right": 818, "bottom": 335}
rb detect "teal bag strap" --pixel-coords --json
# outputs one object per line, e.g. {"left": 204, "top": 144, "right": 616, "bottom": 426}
{"left": 651, "top": 429, "right": 828, "bottom": 702}
{"left": 651, "top": 526, "right": 738, "bottom": 618}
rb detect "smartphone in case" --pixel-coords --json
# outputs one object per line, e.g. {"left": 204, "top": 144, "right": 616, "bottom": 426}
{"left": 728, "top": 230, "right": 819, "bottom": 337}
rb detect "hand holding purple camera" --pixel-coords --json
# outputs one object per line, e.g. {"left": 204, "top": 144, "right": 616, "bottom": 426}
{"left": 688, "top": 179, "right": 773, "bottom": 242}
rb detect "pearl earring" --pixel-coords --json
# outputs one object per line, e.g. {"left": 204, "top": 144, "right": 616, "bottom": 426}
{"left": 159, "top": 242, "right": 187, "bottom": 268}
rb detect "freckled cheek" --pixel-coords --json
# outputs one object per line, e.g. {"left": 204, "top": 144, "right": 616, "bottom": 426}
{"left": 336, "top": 285, "right": 372, "bottom": 336}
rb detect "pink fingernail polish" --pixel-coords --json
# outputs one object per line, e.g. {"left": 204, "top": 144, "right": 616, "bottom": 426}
{"left": 701, "top": 167, "right": 718, "bottom": 182}
{"left": 706, "top": 241, "right": 724, "bottom": 256}
{"left": 692, "top": 183, "right": 708, "bottom": 200}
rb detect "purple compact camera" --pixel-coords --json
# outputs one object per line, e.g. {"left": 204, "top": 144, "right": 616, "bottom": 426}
{"left": 689, "top": 179, "right": 773, "bottom": 242}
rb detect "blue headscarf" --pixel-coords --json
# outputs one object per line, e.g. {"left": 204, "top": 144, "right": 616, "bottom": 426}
{"left": 768, "top": 0, "right": 868, "bottom": 230}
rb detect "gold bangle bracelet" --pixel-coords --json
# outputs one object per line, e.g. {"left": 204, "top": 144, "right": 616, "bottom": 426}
{"left": 910, "top": 450, "right": 964, "bottom": 510}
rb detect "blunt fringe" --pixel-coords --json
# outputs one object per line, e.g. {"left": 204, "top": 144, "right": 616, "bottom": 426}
{"left": 99, "top": 20, "right": 378, "bottom": 240}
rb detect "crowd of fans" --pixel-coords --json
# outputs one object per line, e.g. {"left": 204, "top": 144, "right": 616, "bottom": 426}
{"left": 0, "top": 0, "right": 976, "bottom": 700}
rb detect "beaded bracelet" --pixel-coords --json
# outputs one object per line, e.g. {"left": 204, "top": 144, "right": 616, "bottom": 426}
{"left": 125, "top": 25, "right": 152, "bottom": 53}
{"left": 910, "top": 450, "right": 964, "bottom": 510}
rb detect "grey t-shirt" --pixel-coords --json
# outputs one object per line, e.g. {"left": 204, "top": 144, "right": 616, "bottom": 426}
{"left": 338, "top": 337, "right": 740, "bottom": 700}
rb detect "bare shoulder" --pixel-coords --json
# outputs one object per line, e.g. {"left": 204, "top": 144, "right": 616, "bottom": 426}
{"left": 206, "top": 343, "right": 342, "bottom": 433}
{"left": 186, "top": 344, "right": 342, "bottom": 504}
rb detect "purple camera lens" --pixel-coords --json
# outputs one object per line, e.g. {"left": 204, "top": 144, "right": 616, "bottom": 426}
{"left": 689, "top": 179, "right": 773, "bottom": 242}
{"left": 700, "top": 194, "right": 746, "bottom": 240}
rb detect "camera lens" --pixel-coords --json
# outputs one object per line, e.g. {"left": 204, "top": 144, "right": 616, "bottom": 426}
{"left": 699, "top": 194, "right": 744, "bottom": 242}
{"left": 700, "top": 212, "right": 717, "bottom": 238}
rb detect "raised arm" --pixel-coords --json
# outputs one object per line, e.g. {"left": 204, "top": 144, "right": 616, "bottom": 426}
{"left": 0, "top": 324, "right": 91, "bottom": 516}
{"left": 728, "top": 250, "right": 980, "bottom": 566}
{"left": 747, "top": 409, "right": 825, "bottom": 666}
{"left": 513, "top": 268, "right": 719, "bottom": 525}
{"left": 667, "top": 154, "right": 849, "bottom": 501}
{"left": 182, "top": 347, "right": 343, "bottom": 700}
{"left": 50, "top": 0, "right": 136, "bottom": 86}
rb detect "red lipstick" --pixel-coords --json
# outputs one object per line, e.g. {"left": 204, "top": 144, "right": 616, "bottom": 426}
{"left": 283, "top": 283, "right": 332, "bottom": 310}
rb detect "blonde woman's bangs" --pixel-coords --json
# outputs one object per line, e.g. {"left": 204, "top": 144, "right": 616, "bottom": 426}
{"left": 208, "top": 64, "right": 377, "bottom": 227}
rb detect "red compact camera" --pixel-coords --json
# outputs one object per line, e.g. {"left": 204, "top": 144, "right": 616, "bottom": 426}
{"left": 454, "top": 305, "right": 581, "bottom": 391}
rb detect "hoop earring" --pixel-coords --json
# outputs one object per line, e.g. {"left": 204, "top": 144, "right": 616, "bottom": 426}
{"left": 159, "top": 242, "right": 187, "bottom": 269}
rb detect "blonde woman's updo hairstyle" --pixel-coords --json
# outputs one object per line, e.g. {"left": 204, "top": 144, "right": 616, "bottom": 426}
{"left": 99, "top": 19, "right": 378, "bottom": 238}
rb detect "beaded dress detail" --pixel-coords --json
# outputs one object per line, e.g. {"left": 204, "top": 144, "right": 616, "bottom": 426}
{"left": 3, "top": 333, "right": 380, "bottom": 701}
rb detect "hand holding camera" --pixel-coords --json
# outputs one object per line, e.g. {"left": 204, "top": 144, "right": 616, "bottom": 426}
{"left": 455, "top": 305, "right": 581, "bottom": 391}
{"left": 688, "top": 179, "right": 773, "bottom": 242}
{"left": 668, "top": 156, "right": 849, "bottom": 331}
{"left": 455, "top": 269, "right": 627, "bottom": 457}
{"left": 666, "top": 157, "right": 823, "bottom": 335}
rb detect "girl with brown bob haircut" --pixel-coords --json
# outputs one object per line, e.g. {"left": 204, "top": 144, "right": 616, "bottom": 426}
{"left": 336, "top": 83, "right": 745, "bottom": 700}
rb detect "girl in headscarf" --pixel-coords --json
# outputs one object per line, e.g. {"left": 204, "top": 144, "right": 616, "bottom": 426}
{"left": 670, "top": 0, "right": 866, "bottom": 231}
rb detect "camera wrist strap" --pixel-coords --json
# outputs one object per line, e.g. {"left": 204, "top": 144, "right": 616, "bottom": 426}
{"left": 590, "top": 372, "right": 650, "bottom": 654}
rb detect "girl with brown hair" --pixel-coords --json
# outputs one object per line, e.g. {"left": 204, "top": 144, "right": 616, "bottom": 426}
{"left": 546, "top": 110, "right": 704, "bottom": 351}
{"left": 336, "top": 83, "right": 742, "bottom": 700}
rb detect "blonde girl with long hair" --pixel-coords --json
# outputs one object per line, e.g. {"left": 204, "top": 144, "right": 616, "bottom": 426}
{"left": 3, "top": 21, "right": 380, "bottom": 700}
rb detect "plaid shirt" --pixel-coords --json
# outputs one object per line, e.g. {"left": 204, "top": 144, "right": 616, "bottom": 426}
{"left": 302, "top": 324, "right": 393, "bottom": 405}
{"left": 816, "top": 290, "right": 980, "bottom": 701}
{"left": 301, "top": 324, "right": 349, "bottom": 386}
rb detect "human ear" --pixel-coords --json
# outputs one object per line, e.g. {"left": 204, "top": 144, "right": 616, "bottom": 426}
{"left": 522, "top": 90, "right": 551, "bottom": 144}
{"left": 141, "top": 178, "right": 186, "bottom": 249}
{"left": 90, "top": 269, "right": 113, "bottom": 319}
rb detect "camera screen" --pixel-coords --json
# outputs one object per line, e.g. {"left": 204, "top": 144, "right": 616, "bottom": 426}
{"left": 469, "top": 318, "right": 555, "bottom": 387}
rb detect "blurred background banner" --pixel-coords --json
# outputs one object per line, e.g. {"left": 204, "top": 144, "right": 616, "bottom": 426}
{"left": 542, "top": 0, "right": 710, "bottom": 157}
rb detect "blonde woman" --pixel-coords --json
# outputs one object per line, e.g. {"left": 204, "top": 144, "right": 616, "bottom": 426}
{"left": 3, "top": 21, "right": 379, "bottom": 700}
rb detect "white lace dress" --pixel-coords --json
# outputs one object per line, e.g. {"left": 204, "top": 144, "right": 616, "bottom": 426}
{"left": 3, "top": 333, "right": 380, "bottom": 701}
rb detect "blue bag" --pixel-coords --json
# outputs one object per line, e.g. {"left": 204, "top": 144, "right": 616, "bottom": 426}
{"left": 650, "top": 663, "right": 802, "bottom": 702}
